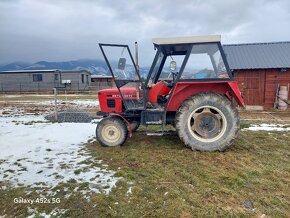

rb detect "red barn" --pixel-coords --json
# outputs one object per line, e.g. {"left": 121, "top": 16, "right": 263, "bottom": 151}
{"left": 224, "top": 42, "right": 290, "bottom": 110}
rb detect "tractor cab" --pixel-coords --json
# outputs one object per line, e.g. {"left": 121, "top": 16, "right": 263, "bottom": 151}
{"left": 99, "top": 35, "right": 235, "bottom": 113}
{"left": 97, "top": 36, "right": 244, "bottom": 151}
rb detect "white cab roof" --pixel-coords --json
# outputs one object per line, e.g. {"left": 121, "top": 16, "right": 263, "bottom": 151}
{"left": 152, "top": 35, "right": 221, "bottom": 45}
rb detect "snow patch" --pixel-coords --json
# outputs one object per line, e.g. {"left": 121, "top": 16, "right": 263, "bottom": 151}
{"left": 243, "top": 123, "right": 290, "bottom": 131}
{"left": 27, "top": 207, "right": 68, "bottom": 218}
{"left": 0, "top": 115, "right": 120, "bottom": 197}
{"left": 0, "top": 99, "right": 99, "bottom": 107}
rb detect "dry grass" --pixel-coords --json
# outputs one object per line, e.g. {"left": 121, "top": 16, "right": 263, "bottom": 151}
{"left": 1, "top": 129, "right": 289, "bottom": 217}
{"left": 84, "top": 130, "right": 290, "bottom": 217}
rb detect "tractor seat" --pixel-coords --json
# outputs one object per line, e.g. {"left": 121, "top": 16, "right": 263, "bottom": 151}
{"left": 148, "top": 81, "right": 172, "bottom": 104}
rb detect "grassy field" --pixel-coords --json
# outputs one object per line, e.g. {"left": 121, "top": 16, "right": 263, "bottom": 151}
{"left": 86, "top": 128, "right": 290, "bottom": 217}
{"left": 2, "top": 124, "right": 288, "bottom": 217}
{"left": 0, "top": 94, "right": 289, "bottom": 217}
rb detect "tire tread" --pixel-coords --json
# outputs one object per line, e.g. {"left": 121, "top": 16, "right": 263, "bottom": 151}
{"left": 175, "top": 92, "right": 240, "bottom": 151}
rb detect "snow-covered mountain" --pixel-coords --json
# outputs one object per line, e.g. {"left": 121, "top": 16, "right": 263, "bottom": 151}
{"left": 0, "top": 59, "right": 150, "bottom": 77}
{"left": 0, "top": 59, "right": 110, "bottom": 75}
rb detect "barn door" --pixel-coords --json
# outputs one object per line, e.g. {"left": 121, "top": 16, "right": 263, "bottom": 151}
{"left": 236, "top": 70, "right": 265, "bottom": 106}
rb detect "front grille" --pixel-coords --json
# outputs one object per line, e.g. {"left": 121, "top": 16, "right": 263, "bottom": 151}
{"left": 107, "top": 99, "right": 115, "bottom": 108}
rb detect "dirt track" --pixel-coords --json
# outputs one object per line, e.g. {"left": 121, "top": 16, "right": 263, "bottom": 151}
{"left": 240, "top": 110, "right": 290, "bottom": 123}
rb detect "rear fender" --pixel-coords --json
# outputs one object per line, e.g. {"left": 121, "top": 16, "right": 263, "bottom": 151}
{"left": 166, "top": 81, "right": 245, "bottom": 111}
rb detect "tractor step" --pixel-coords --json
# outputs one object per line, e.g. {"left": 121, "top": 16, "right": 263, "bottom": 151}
{"left": 145, "top": 123, "right": 165, "bottom": 136}
{"left": 142, "top": 110, "right": 166, "bottom": 135}
{"left": 145, "top": 131, "right": 176, "bottom": 136}
{"left": 146, "top": 132, "right": 164, "bottom": 136}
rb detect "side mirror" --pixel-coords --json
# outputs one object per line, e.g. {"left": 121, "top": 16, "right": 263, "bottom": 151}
{"left": 170, "top": 60, "right": 176, "bottom": 71}
{"left": 118, "top": 58, "right": 126, "bottom": 70}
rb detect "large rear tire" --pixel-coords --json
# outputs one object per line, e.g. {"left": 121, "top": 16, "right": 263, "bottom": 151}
{"left": 175, "top": 92, "right": 240, "bottom": 151}
{"left": 96, "top": 117, "right": 128, "bottom": 147}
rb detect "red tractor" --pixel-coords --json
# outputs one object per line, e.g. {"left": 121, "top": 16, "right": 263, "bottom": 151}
{"left": 96, "top": 35, "right": 244, "bottom": 151}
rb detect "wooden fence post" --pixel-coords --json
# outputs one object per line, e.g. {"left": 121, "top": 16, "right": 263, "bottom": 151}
{"left": 53, "top": 88, "right": 58, "bottom": 121}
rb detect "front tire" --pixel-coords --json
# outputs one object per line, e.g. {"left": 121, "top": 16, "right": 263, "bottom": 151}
{"left": 96, "top": 117, "right": 128, "bottom": 147}
{"left": 175, "top": 92, "right": 240, "bottom": 151}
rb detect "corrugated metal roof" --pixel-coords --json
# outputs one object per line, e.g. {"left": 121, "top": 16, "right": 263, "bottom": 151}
{"left": 223, "top": 41, "right": 290, "bottom": 70}
{"left": 91, "top": 75, "right": 112, "bottom": 78}
{"left": 0, "top": 69, "right": 58, "bottom": 74}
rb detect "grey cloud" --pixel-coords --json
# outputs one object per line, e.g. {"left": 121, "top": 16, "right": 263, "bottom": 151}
{"left": 0, "top": 0, "right": 290, "bottom": 66}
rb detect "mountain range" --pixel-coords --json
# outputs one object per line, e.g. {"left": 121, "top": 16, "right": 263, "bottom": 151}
{"left": 0, "top": 59, "right": 152, "bottom": 78}
{"left": 0, "top": 59, "right": 112, "bottom": 75}
{"left": 0, "top": 59, "right": 153, "bottom": 80}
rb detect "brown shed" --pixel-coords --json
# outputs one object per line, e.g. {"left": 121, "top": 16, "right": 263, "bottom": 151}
{"left": 224, "top": 42, "right": 290, "bottom": 110}
{"left": 90, "top": 75, "right": 114, "bottom": 91}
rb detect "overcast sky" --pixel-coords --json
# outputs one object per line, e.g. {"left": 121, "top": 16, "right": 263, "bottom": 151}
{"left": 0, "top": 0, "right": 290, "bottom": 66}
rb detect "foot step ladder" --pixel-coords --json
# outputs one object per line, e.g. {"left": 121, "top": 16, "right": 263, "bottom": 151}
{"left": 141, "top": 109, "right": 166, "bottom": 136}
{"left": 145, "top": 122, "right": 165, "bottom": 136}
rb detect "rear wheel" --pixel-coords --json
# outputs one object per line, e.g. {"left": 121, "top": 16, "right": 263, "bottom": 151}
{"left": 175, "top": 92, "right": 240, "bottom": 151}
{"left": 96, "top": 117, "right": 128, "bottom": 147}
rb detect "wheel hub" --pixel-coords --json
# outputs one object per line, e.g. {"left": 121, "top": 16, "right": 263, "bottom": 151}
{"left": 101, "top": 125, "right": 121, "bottom": 143}
{"left": 188, "top": 106, "right": 227, "bottom": 142}
{"left": 108, "top": 130, "right": 115, "bottom": 136}
{"left": 194, "top": 112, "right": 221, "bottom": 138}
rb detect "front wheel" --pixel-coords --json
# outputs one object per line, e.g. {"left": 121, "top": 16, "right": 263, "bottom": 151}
{"left": 96, "top": 117, "right": 128, "bottom": 147}
{"left": 175, "top": 92, "right": 240, "bottom": 151}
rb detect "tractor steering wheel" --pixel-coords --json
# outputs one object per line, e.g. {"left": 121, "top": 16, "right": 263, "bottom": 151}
{"left": 171, "top": 71, "right": 178, "bottom": 81}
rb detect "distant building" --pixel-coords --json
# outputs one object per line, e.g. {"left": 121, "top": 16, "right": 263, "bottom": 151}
{"left": 90, "top": 75, "right": 114, "bottom": 90}
{"left": 0, "top": 69, "right": 91, "bottom": 92}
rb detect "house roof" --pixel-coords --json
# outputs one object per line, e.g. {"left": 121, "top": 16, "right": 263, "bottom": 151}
{"left": 223, "top": 41, "right": 290, "bottom": 70}
{"left": 91, "top": 75, "right": 112, "bottom": 79}
{"left": 0, "top": 69, "right": 91, "bottom": 74}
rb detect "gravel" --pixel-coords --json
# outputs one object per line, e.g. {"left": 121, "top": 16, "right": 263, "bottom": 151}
{"left": 45, "top": 110, "right": 97, "bottom": 123}
{"left": 243, "top": 200, "right": 254, "bottom": 210}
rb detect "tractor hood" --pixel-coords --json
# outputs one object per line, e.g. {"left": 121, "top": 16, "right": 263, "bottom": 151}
{"left": 98, "top": 86, "right": 143, "bottom": 113}
{"left": 98, "top": 87, "right": 119, "bottom": 96}
{"left": 98, "top": 87, "right": 141, "bottom": 98}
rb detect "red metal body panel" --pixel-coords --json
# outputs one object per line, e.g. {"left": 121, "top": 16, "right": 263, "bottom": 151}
{"left": 227, "top": 81, "right": 245, "bottom": 107}
{"left": 166, "top": 81, "right": 245, "bottom": 111}
{"left": 148, "top": 81, "right": 171, "bottom": 103}
{"left": 98, "top": 87, "right": 141, "bottom": 113}
{"left": 98, "top": 88, "right": 122, "bottom": 113}
{"left": 99, "top": 81, "right": 245, "bottom": 113}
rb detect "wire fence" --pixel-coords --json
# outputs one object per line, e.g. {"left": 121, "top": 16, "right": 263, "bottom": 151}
{"left": 0, "top": 81, "right": 114, "bottom": 93}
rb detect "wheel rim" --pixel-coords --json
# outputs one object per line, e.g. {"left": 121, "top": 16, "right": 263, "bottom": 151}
{"left": 187, "top": 106, "right": 227, "bottom": 143}
{"left": 101, "top": 124, "right": 121, "bottom": 145}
